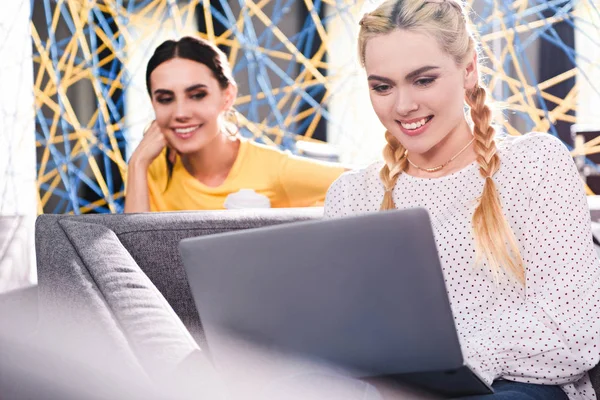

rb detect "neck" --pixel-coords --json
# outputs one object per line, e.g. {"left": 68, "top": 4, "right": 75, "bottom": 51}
{"left": 181, "top": 134, "right": 240, "bottom": 183}
{"left": 406, "top": 120, "right": 477, "bottom": 178}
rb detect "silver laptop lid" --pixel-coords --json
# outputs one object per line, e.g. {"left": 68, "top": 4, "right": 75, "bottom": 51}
{"left": 179, "top": 207, "right": 463, "bottom": 377}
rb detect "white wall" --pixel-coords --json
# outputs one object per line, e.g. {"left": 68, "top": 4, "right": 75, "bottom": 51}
{"left": 0, "top": 0, "right": 36, "bottom": 215}
{"left": 575, "top": 1, "right": 600, "bottom": 127}
{"left": 326, "top": 1, "right": 387, "bottom": 166}
{"left": 0, "top": 0, "right": 36, "bottom": 288}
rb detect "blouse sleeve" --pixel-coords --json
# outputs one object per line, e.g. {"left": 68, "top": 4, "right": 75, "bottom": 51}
{"left": 323, "top": 174, "right": 349, "bottom": 219}
{"left": 278, "top": 153, "right": 346, "bottom": 207}
{"left": 465, "top": 134, "right": 600, "bottom": 385}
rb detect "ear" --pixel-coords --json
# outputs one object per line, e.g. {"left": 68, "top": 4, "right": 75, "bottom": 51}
{"left": 463, "top": 52, "right": 479, "bottom": 91}
{"left": 223, "top": 83, "right": 238, "bottom": 111}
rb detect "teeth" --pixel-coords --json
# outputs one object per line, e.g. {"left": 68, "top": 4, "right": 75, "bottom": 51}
{"left": 175, "top": 126, "right": 197, "bottom": 134}
{"left": 401, "top": 117, "right": 429, "bottom": 130}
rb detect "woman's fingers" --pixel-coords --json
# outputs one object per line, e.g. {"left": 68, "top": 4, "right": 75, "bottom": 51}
{"left": 142, "top": 120, "right": 156, "bottom": 136}
{"left": 143, "top": 121, "right": 162, "bottom": 139}
{"left": 133, "top": 121, "right": 169, "bottom": 165}
{"left": 145, "top": 122, "right": 175, "bottom": 162}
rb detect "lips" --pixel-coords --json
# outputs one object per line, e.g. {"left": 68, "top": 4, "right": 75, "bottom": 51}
{"left": 172, "top": 124, "right": 202, "bottom": 139}
{"left": 397, "top": 116, "right": 434, "bottom": 137}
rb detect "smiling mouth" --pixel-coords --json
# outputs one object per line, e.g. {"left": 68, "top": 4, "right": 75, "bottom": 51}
{"left": 399, "top": 116, "right": 434, "bottom": 131}
{"left": 173, "top": 124, "right": 202, "bottom": 138}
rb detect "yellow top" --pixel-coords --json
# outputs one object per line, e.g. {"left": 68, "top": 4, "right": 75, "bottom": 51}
{"left": 147, "top": 139, "right": 345, "bottom": 211}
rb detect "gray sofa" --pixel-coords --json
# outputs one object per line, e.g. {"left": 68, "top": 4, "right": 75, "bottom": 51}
{"left": 32, "top": 208, "right": 324, "bottom": 399}
{"left": 35, "top": 209, "right": 322, "bottom": 340}
{"left": 3, "top": 208, "right": 599, "bottom": 398}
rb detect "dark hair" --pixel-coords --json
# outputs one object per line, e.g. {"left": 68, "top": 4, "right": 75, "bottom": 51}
{"left": 145, "top": 36, "right": 235, "bottom": 187}
{"left": 146, "top": 36, "right": 234, "bottom": 94}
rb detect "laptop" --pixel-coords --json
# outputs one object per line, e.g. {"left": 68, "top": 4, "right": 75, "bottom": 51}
{"left": 179, "top": 208, "right": 493, "bottom": 397}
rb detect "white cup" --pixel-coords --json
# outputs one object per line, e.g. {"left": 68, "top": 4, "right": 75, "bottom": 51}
{"left": 224, "top": 189, "right": 271, "bottom": 209}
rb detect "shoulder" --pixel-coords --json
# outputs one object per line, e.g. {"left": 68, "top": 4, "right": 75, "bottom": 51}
{"left": 495, "top": 132, "right": 578, "bottom": 193}
{"left": 498, "top": 131, "right": 568, "bottom": 155}
{"left": 334, "top": 160, "right": 382, "bottom": 185}
{"left": 498, "top": 131, "right": 571, "bottom": 167}
{"left": 244, "top": 139, "right": 285, "bottom": 157}
{"left": 325, "top": 161, "right": 384, "bottom": 218}
{"left": 327, "top": 161, "right": 383, "bottom": 196}
{"left": 241, "top": 139, "right": 300, "bottom": 171}
{"left": 246, "top": 140, "right": 346, "bottom": 176}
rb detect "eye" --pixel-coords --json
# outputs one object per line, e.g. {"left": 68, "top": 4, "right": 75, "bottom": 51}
{"left": 156, "top": 97, "right": 173, "bottom": 104}
{"left": 415, "top": 77, "right": 436, "bottom": 87}
{"left": 371, "top": 84, "right": 391, "bottom": 94}
{"left": 191, "top": 92, "right": 207, "bottom": 100}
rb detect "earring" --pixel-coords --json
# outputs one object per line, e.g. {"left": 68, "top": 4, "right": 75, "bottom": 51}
{"left": 223, "top": 109, "right": 240, "bottom": 138}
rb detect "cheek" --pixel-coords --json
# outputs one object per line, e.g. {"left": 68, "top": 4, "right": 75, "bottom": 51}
{"left": 203, "top": 106, "right": 222, "bottom": 120}
{"left": 193, "top": 101, "right": 223, "bottom": 122}
{"left": 369, "top": 94, "right": 392, "bottom": 119}
{"left": 420, "top": 87, "right": 459, "bottom": 116}
{"left": 437, "top": 81, "right": 466, "bottom": 108}
{"left": 152, "top": 105, "right": 171, "bottom": 128}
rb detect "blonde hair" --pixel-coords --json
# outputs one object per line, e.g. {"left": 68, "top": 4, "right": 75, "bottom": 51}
{"left": 359, "top": 0, "right": 525, "bottom": 284}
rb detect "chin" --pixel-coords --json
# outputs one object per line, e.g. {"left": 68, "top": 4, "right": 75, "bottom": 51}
{"left": 402, "top": 145, "right": 430, "bottom": 157}
{"left": 400, "top": 138, "right": 439, "bottom": 156}
{"left": 174, "top": 145, "right": 202, "bottom": 156}
{"left": 167, "top": 136, "right": 202, "bottom": 152}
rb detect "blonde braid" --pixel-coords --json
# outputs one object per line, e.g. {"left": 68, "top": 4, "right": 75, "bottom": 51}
{"left": 380, "top": 131, "right": 408, "bottom": 210}
{"left": 467, "top": 85, "right": 525, "bottom": 283}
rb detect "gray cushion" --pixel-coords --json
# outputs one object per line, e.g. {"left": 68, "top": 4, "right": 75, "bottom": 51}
{"left": 36, "top": 209, "right": 323, "bottom": 350}
{"left": 59, "top": 220, "right": 201, "bottom": 378}
{"left": 36, "top": 221, "right": 146, "bottom": 382}
{"left": 113, "top": 208, "right": 324, "bottom": 346}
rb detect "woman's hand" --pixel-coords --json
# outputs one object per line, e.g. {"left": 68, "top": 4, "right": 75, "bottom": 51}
{"left": 124, "top": 121, "right": 175, "bottom": 213}
{"left": 130, "top": 120, "right": 169, "bottom": 168}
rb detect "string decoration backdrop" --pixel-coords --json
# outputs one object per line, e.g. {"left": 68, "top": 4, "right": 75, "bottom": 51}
{"left": 30, "top": 0, "right": 600, "bottom": 214}
{"left": 471, "top": 0, "right": 600, "bottom": 146}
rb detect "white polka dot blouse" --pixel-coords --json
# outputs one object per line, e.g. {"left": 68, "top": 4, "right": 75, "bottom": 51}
{"left": 324, "top": 132, "right": 600, "bottom": 400}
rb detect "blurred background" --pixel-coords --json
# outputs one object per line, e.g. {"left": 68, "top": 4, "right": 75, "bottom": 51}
{"left": 0, "top": 0, "right": 599, "bottom": 290}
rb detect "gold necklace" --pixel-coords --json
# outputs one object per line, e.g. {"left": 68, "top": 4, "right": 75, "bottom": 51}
{"left": 406, "top": 137, "right": 475, "bottom": 173}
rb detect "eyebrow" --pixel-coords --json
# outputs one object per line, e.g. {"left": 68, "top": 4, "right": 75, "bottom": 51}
{"left": 367, "top": 65, "right": 440, "bottom": 84}
{"left": 405, "top": 65, "right": 440, "bottom": 80}
{"left": 153, "top": 84, "right": 208, "bottom": 96}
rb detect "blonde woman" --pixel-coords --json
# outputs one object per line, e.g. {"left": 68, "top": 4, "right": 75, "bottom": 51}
{"left": 325, "top": 0, "right": 600, "bottom": 399}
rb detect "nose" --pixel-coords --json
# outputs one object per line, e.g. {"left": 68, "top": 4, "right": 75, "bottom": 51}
{"left": 394, "top": 88, "right": 418, "bottom": 116}
{"left": 173, "top": 99, "right": 192, "bottom": 122}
